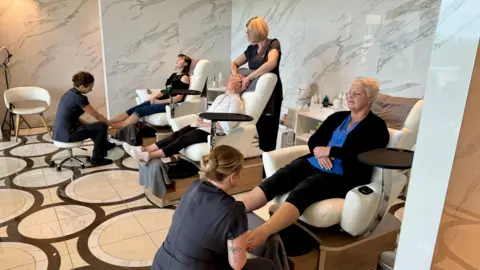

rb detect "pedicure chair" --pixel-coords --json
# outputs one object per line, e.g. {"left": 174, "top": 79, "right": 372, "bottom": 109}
{"left": 145, "top": 72, "right": 278, "bottom": 207}
{"left": 135, "top": 58, "right": 211, "bottom": 127}
{"left": 263, "top": 99, "right": 423, "bottom": 270}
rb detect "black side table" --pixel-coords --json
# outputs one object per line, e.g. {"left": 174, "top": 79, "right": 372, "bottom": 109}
{"left": 161, "top": 89, "right": 201, "bottom": 118}
{"left": 357, "top": 148, "right": 414, "bottom": 236}
{"left": 199, "top": 112, "right": 253, "bottom": 148}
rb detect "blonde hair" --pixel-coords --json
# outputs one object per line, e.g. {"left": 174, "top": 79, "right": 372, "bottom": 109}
{"left": 246, "top": 17, "right": 269, "bottom": 41}
{"left": 355, "top": 77, "right": 380, "bottom": 104}
{"left": 200, "top": 145, "right": 244, "bottom": 181}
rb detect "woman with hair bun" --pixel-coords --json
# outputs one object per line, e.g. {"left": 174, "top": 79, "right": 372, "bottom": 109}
{"left": 152, "top": 145, "right": 274, "bottom": 270}
{"left": 52, "top": 71, "right": 115, "bottom": 165}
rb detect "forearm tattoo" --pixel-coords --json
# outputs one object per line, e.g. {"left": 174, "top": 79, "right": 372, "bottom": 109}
{"left": 228, "top": 240, "right": 242, "bottom": 263}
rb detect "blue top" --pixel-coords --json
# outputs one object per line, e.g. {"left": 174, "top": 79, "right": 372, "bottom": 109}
{"left": 52, "top": 88, "right": 89, "bottom": 142}
{"left": 308, "top": 115, "right": 360, "bottom": 175}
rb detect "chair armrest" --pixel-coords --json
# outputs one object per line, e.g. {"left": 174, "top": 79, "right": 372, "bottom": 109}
{"left": 262, "top": 145, "right": 310, "bottom": 178}
{"left": 170, "top": 114, "right": 199, "bottom": 131}
{"left": 199, "top": 112, "right": 253, "bottom": 122}
{"left": 166, "top": 99, "right": 205, "bottom": 125}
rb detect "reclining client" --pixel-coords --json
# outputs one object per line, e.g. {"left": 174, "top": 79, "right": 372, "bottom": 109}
{"left": 110, "top": 54, "right": 192, "bottom": 129}
{"left": 241, "top": 78, "right": 390, "bottom": 250}
{"left": 123, "top": 74, "right": 245, "bottom": 163}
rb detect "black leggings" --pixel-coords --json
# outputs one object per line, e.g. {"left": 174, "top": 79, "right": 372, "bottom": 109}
{"left": 155, "top": 126, "right": 209, "bottom": 157}
{"left": 256, "top": 87, "right": 283, "bottom": 152}
{"left": 69, "top": 122, "right": 110, "bottom": 159}
{"left": 258, "top": 158, "right": 352, "bottom": 214}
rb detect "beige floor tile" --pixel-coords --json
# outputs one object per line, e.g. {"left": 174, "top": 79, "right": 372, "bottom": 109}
{"left": 148, "top": 229, "right": 169, "bottom": 248}
{"left": 18, "top": 220, "right": 63, "bottom": 239}
{"left": 59, "top": 214, "right": 96, "bottom": 236}
{"left": 69, "top": 252, "right": 88, "bottom": 268}
{"left": 73, "top": 174, "right": 110, "bottom": 192}
{"left": 0, "top": 225, "right": 7, "bottom": 237}
{"left": 38, "top": 189, "right": 53, "bottom": 206}
{"left": 133, "top": 209, "right": 174, "bottom": 233}
{"left": 102, "top": 170, "right": 138, "bottom": 185}
{"left": 111, "top": 181, "right": 144, "bottom": 200}
{"left": 52, "top": 241, "right": 69, "bottom": 256}
{"left": 101, "top": 203, "right": 128, "bottom": 216}
{"left": 74, "top": 186, "right": 122, "bottom": 203}
{"left": 28, "top": 127, "right": 48, "bottom": 135}
{"left": 98, "top": 214, "right": 146, "bottom": 246}
{"left": 12, "top": 169, "right": 46, "bottom": 187}
{"left": 100, "top": 234, "right": 157, "bottom": 261}
{"left": 60, "top": 255, "right": 73, "bottom": 270}
{"left": 0, "top": 189, "right": 26, "bottom": 205}
{"left": 0, "top": 246, "right": 35, "bottom": 270}
{"left": 19, "top": 207, "right": 57, "bottom": 227}
{"left": 126, "top": 198, "right": 153, "bottom": 209}
{"left": 18, "top": 129, "right": 30, "bottom": 136}
{"left": 0, "top": 200, "right": 27, "bottom": 222}
{"left": 9, "top": 263, "right": 36, "bottom": 270}
{"left": 55, "top": 205, "right": 94, "bottom": 220}
{"left": 66, "top": 238, "right": 78, "bottom": 255}
{"left": 48, "top": 188, "right": 63, "bottom": 204}
{"left": 10, "top": 144, "right": 37, "bottom": 157}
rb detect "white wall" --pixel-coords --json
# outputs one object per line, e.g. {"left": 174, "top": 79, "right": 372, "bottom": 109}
{"left": 231, "top": 0, "right": 441, "bottom": 108}
{"left": 395, "top": 0, "right": 480, "bottom": 268}
{"left": 99, "top": 0, "right": 232, "bottom": 117}
{"left": 0, "top": 0, "right": 105, "bottom": 127}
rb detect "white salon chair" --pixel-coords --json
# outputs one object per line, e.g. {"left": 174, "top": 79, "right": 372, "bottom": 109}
{"left": 135, "top": 58, "right": 211, "bottom": 126}
{"left": 4, "top": 87, "right": 52, "bottom": 141}
{"left": 263, "top": 100, "right": 423, "bottom": 236}
{"left": 169, "top": 73, "right": 278, "bottom": 162}
{"left": 51, "top": 140, "right": 90, "bottom": 171}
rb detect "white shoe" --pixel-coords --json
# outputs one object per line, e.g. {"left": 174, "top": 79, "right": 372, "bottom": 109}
{"left": 122, "top": 142, "right": 141, "bottom": 156}
{"left": 131, "top": 149, "right": 150, "bottom": 164}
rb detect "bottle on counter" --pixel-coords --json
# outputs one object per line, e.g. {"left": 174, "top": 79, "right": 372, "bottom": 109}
{"left": 322, "top": 94, "right": 330, "bottom": 107}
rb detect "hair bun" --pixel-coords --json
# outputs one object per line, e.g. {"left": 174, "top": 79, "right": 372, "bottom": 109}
{"left": 202, "top": 153, "right": 218, "bottom": 174}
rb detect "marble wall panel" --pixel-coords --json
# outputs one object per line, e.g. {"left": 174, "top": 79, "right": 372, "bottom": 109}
{"left": 0, "top": 0, "right": 105, "bottom": 127}
{"left": 100, "top": 0, "right": 232, "bottom": 117}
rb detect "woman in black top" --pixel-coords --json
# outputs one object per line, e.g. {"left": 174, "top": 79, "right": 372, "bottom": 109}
{"left": 152, "top": 145, "right": 274, "bottom": 270}
{"left": 241, "top": 78, "right": 390, "bottom": 251}
{"left": 110, "top": 54, "right": 191, "bottom": 128}
{"left": 230, "top": 16, "right": 282, "bottom": 152}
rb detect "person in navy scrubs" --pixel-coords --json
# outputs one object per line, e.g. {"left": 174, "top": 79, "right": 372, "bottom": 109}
{"left": 53, "top": 71, "right": 115, "bottom": 165}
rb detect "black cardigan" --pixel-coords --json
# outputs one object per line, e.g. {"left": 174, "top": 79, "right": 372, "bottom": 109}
{"left": 306, "top": 111, "right": 389, "bottom": 187}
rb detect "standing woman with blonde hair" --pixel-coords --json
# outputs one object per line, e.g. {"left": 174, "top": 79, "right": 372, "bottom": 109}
{"left": 152, "top": 145, "right": 274, "bottom": 270}
{"left": 231, "top": 16, "right": 282, "bottom": 152}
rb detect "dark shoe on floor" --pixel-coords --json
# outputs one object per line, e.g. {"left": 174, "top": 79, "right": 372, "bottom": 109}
{"left": 91, "top": 157, "right": 113, "bottom": 166}
{"left": 106, "top": 142, "right": 117, "bottom": 151}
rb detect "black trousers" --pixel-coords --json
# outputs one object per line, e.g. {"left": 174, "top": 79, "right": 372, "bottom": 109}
{"left": 256, "top": 87, "right": 283, "bottom": 152}
{"left": 69, "top": 122, "right": 110, "bottom": 159}
{"left": 258, "top": 158, "right": 352, "bottom": 214}
{"left": 155, "top": 126, "right": 209, "bottom": 157}
{"left": 243, "top": 258, "right": 274, "bottom": 270}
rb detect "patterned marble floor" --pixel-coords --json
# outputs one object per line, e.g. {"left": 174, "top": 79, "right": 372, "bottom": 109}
{"left": 0, "top": 128, "right": 271, "bottom": 270}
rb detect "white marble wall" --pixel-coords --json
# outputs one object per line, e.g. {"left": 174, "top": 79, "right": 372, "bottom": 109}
{"left": 100, "top": 0, "right": 232, "bottom": 117}
{"left": 0, "top": 0, "right": 105, "bottom": 127}
{"left": 395, "top": 0, "right": 480, "bottom": 268}
{"left": 231, "top": 0, "right": 442, "bottom": 108}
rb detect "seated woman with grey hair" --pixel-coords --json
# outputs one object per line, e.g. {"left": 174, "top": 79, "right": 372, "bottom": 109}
{"left": 241, "top": 78, "right": 390, "bottom": 250}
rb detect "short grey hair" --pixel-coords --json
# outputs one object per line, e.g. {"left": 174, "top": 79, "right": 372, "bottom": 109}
{"left": 355, "top": 77, "right": 379, "bottom": 104}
